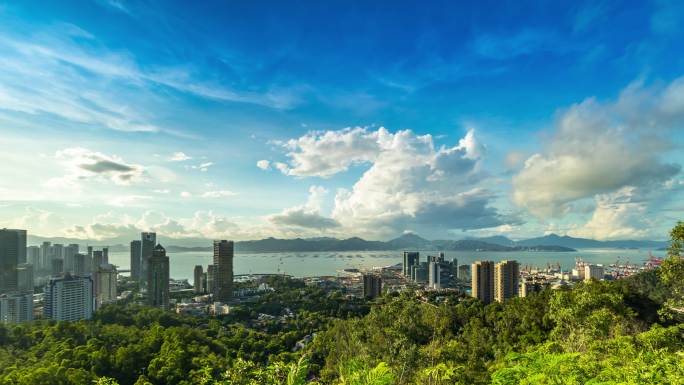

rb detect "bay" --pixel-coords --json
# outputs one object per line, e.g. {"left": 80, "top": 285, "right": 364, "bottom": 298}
{"left": 108, "top": 248, "right": 665, "bottom": 284}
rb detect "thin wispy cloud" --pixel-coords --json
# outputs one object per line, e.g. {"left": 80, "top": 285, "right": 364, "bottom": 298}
{"left": 169, "top": 152, "right": 192, "bottom": 161}
{"left": 0, "top": 21, "right": 303, "bottom": 141}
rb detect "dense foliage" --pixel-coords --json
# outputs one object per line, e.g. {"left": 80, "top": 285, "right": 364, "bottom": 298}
{"left": 1, "top": 224, "right": 683, "bottom": 384}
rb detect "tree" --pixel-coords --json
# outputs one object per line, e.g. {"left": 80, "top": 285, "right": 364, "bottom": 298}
{"left": 548, "top": 281, "right": 641, "bottom": 352}
{"left": 660, "top": 221, "right": 684, "bottom": 319}
{"left": 287, "top": 356, "right": 310, "bottom": 385}
{"left": 336, "top": 361, "right": 394, "bottom": 385}
{"left": 668, "top": 221, "right": 684, "bottom": 257}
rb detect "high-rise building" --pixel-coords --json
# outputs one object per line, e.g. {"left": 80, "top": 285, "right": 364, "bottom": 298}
{"left": 0, "top": 291, "right": 33, "bottom": 323}
{"left": 51, "top": 258, "right": 64, "bottom": 276}
{"left": 93, "top": 250, "right": 104, "bottom": 269}
{"left": 584, "top": 264, "right": 605, "bottom": 281}
{"left": 94, "top": 264, "right": 118, "bottom": 308}
{"left": 140, "top": 232, "right": 156, "bottom": 281}
{"left": 413, "top": 262, "right": 428, "bottom": 283}
{"left": 44, "top": 274, "right": 94, "bottom": 321}
{"left": 206, "top": 265, "right": 216, "bottom": 294}
{"left": 403, "top": 251, "right": 420, "bottom": 277}
{"left": 425, "top": 254, "right": 455, "bottom": 289}
{"left": 73, "top": 253, "right": 88, "bottom": 275}
{"left": 16, "top": 230, "right": 26, "bottom": 265}
{"left": 64, "top": 244, "right": 79, "bottom": 274}
{"left": 472, "top": 261, "right": 495, "bottom": 304}
{"left": 494, "top": 260, "right": 519, "bottom": 303}
{"left": 40, "top": 241, "right": 52, "bottom": 271}
{"left": 147, "top": 244, "right": 169, "bottom": 309}
{"left": 130, "top": 240, "right": 142, "bottom": 280}
{"left": 16, "top": 264, "right": 33, "bottom": 292}
{"left": 0, "top": 229, "right": 25, "bottom": 293}
{"left": 27, "top": 246, "right": 40, "bottom": 268}
{"left": 193, "top": 265, "right": 204, "bottom": 293}
{"left": 362, "top": 274, "right": 382, "bottom": 299}
{"left": 201, "top": 273, "right": 208, "bottom": 295}
{"left": 213, "top": 240, "right": 234, "bottom": 301}
{"left": 458, "top": 264, "right": 471, "bottom": 282}
{"left": 102, "top": 247, "right": 109, "bottom": 265}
{"left": 52, "top": 244, "right": 64, "bottom": 260}
{"left": 428, "top": 261, "right": 441, "bottom": 289}
{"left": 440, "top": 259, "right": 456, "bottom": 288}
{"left": 51, "top": 245, "right": 64, "bottom": 273}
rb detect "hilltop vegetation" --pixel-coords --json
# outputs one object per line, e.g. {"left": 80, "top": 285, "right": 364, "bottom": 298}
{"left": 1, "top": 224, "right": 683, "bottom": 384}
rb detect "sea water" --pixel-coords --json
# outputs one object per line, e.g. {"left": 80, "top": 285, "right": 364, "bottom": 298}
{"left": 108, "top": 248, "right": 665, "bottom": 284}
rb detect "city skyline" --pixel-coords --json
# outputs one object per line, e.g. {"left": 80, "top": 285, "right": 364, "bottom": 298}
{"left": 2, "top": 1, "right": 684, "bottom": 242}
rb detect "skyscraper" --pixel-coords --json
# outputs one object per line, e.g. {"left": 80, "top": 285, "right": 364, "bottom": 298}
{"left": 213, "top": 240, "right": 234, "bottom": 301}
{"left": 425, "top": 253, "right": 455, "bottom": 289}
{"left": 16, "top": 264, "right": 33, "bottom": 292}
{"left": 140, "top": 232, "right": 156, "bottom": 281}
{"left": 86, "top": 246, "right": 93, "bottom": 273}
{"left": 73, "top": 253, "right": 88, "bottom": 275}
{"left": 64, "top": 244, "right": 79, "bottom": 274}
{"left": 27, "top": 246, "right": 40, "bottom": 268}
{"left": 0, "top": 292, "right": 33, "bottom": 323}
{"left": 458, "top": 264, "right": 471, "bottom": 282}
{"left": 206, "top": 265, "right": 216, "bottom": 294}
{"left": 44, "top": 274, "right": 94, "bottom": 321}
{"left": 494, "top": 260, "right": 519, "bottom": 303}
{"left": 94, "top": 264, "right": 118, "bottom": 308}
{"left": 92, "top": 250, "right": 104, "bottom": 269}
{"left": 130, "top": 240, "right": 142, "bottom": 280}
{"left": 0, "top": 229, "right": 26, "bottom": 293}
{"left": 428, "top": 261, "right": 441, "bottom": 289}
{"left": 15, "top": 230, "right": 26, "bottom": 264}
{"left": 362, "top": 274, "right": 382, "bottom": 299}
{"left": 52, "top": 244, "right": 64, "bottom": 260}
{"left": 193, "top": 265, "right": 204, "bottom": 293}
{"left": 403, "top": 251, "right": 419, "bottom": 277}
{"left": 147, "top": 244, "right": 169, "bottom": 309}
{"left": 40, "top": 242, "right": 52, "bottom": 271}
{"left": 472, "top": 261, "right": 495, "bottom": 304}
{"left": 51, "top": 258, "right": 64, "bottom": 276}
{"left": 413, "top": 263, "right": 428, "bottom": 283}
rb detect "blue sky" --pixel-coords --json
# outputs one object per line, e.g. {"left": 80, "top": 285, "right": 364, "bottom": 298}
{"left": 1, "top": 0, "right": 683, "bottom": 242}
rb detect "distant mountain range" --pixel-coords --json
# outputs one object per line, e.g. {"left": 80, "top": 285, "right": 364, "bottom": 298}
{"left": 166, "top": 236, "right": 574, "bottom": 253}
{"left": 502, "top": 234, "right": 668, "bottom": 250}
{"left": 27, "top": 233, "right": 668, "bottom": 254}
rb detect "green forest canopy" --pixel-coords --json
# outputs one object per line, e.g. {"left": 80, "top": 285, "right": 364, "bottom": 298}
{"left": 1, "top": 222, "right": 683, "bottom": 385}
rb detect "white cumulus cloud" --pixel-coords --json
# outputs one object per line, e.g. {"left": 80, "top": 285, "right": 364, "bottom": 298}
{"left": 48, "top": 147, "right": 145, "bottom": 187}
{"left": 272, "top": 127, "right": 510, "bottom": 237}
{"left": 256, "top": 160, "right": 271, "bottom": 170}
{"left": 512, "top": 78, "right": 683, "bottom": 219}
{"left": 268, "top": 186, "right": 340, "bottom": 230}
